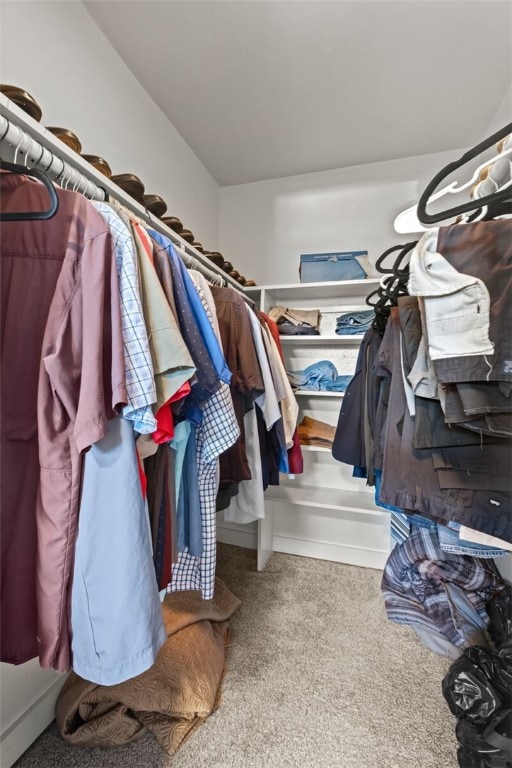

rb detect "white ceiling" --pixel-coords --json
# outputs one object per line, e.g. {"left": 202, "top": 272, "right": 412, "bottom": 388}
{"left": 84, "top": 0, "right": 511, "bottom": 187}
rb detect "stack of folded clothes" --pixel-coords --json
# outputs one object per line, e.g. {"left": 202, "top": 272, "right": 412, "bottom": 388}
{"left": 335, "top": 309, "right": 375, "bottom": 335}
{"left": 268, "top": 306, "right": 320, "bottom": 336}
{"left": 287, "top": 360, "right": 353, "bottom": 392}
{"left": 298, "top": 415, "right": 336, "bottom": 447}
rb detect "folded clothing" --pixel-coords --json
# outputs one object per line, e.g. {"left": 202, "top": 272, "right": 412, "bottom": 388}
{"left": 277, "top": 320, "right": 319, "bottom": 336}
{"left": 298, "top": 415, "right": 336, "bottom": 446}
{"left": 287, "top": 360, "right": 352, "bottom": 392}
{"left": 335, "top": 309, "right": 375, "bottom": 335}
{"left": 269, "top": 305, "right": 320, "bottom": 332}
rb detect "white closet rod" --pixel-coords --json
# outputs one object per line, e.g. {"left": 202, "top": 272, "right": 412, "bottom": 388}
{"left": 0, "top": 94, "right": 242, "bottom": 292}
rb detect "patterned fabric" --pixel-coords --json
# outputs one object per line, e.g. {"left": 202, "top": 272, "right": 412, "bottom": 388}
{"left": 168, "top": 285, "right": 239, "bottom": 599}
{"left": 56, "top": 579, "right": 241, "bottom": 755}
{"left": 93, "top": 203, "right": 157, "bottom": 433}
{"left": 151, "top": 238, "right": 221, "bottom": 413}
{"left": 382, "top": 527, "right": 504, "bottom": 649}
{"left": 390, "top": 511, "right": 411, "bottom": 546}
{"left": 149, "top": 232, "right": 231, "bottom": 385}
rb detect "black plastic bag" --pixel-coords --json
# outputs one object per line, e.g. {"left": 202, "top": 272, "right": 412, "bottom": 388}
{"left": 487, "top": 586, "right": 512, "bottom": 650}
{"left": 456, "top": 711, "right": 512, "bottom": 767}
{"left": 493, "top": 648, "right": 512, "bottom": 708}
{"left": 458, "top": 746, "right": 512, "bottom": 768}
{"left": 443, "top": 648, "right": 503, "bottom": 724}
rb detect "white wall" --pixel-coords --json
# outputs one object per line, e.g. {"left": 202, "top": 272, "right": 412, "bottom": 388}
{"left": 0, "top": 0, "right": 220, "bottom": 249}
{"left": 218, "top": 82, "right": 512, "bottom": 287}
{"left": 487, "top": 82, "right": 512, "bottom": 134}
{"left": 218, "top": 148, "right": 468, "bottom": 285}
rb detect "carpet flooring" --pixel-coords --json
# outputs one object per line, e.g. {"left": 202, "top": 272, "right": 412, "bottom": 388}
{"left": 14, "top": 544, "right": 458, "bottom": 767}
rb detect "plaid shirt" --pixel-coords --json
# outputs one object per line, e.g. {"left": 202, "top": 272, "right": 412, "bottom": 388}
{"left": 94, "top": 203, "right": 157, "bottom": 433}
{"left": 382, "top": 526, "right": 504, "bottom": 648}
{"left": 168, "top": 281, "right": 239, "bottom": 599}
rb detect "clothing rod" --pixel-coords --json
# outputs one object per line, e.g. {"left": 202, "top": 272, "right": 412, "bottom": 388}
{"left": 0, "top": 95, "right": 244, "bottom": 292}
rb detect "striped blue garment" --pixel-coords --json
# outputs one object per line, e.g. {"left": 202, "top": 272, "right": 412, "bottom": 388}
{"left": 382, "top": 526, "right": 504, "bottom": 649}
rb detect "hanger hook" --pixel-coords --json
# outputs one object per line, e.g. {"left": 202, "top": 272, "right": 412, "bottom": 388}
{"left": 12, "top": 129, "right": 26, "bottom": 165}
{"left": 60, "top": 163, "right": 70, "bottom": 190}
{"left": 32, "top": 140, "right": 45, "bottom": 171}
{"left": 23, "top": 135, "right": 33, "bottom": 167}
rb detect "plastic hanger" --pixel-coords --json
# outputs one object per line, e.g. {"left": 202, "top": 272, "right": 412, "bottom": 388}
{"left": 394, "top": 123, "right": 512, "bottom": 233}
{"left": 0, "top": 159, "right": 59, "bottom": 221}
{"left": 374, "top": 243, "right": 408, "bottom": 274}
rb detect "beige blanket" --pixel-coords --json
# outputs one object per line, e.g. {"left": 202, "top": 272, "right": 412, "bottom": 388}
{"left": 56, "top": 579, "right": 241, "bottom": 754}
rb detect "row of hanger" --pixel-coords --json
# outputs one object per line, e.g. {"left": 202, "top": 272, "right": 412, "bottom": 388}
{"left": 395, "top": 121, "right": 512, "bottom": 233}
{"left": 367, "top": 121, "right": 512, "bottom": 333}
{"left": 0, "top": 126, "right": 228, "bottom": 287}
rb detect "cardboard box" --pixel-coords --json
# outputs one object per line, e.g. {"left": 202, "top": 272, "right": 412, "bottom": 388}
{"left": 299, "top": 251, "right": 368, "bottom": 283}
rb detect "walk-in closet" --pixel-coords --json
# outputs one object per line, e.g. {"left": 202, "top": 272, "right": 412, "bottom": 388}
{"left": 1, "top": 2, "right": 511, "bottom": 767}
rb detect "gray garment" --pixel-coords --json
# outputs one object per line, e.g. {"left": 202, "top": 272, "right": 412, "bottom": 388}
{"left": 435, "top": 466, "right": 511, "bottom": 493}
{"left": 371, "top": 324, "right": 394, "bottom": 473}
{"left": 431, "top": 442, "right": 512, "bottom": 477}
{"left": 378, "top": 310, "right": 511, "bottom": 540}
{"left": 413, "top": 395, "right": 496, "bottom": 450}
{"left": 398, "top": 296, "right": 422, "bottom": 378}
{"left": 443, "top": 384, "right": 512, "bottom": 438}
{"left": 433, "top": 220, "right": 512, "bottom": 385}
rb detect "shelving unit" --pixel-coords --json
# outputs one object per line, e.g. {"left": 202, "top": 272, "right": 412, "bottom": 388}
{"left": 294, "top": 390, "right": 344, "bottom": 397}
{"left": 238, "top": 279, "right": 391, "bottom": 571}
{"left": 279, "top": 335, "right": 365, "bottom": 344}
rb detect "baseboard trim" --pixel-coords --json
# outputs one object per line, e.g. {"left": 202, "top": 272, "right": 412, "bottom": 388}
{"left": 272, "top": 534, "right": 389, "bottom": 569}
{"left": 217, "top": 524, "right": 258, "bottom": 549}
{"left": 1, "top": 676, "right": 66, "bottom": 768}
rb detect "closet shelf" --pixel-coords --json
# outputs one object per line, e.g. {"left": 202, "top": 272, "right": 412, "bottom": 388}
{"left": 294, "top": 390, "right": 345, "bottom": 397}
{"left": 265, "top": 485, "right": 385, "bottom": 516}
{"left": 245, "top": 278, "right": 380, "bottom": 301}
{"left": 279, "top": 334, "right": 365, "bottom": 344}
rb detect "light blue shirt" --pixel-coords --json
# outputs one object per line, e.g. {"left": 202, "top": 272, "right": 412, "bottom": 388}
{"left": 148, "top": 231, "right": 231, "bottom": 385}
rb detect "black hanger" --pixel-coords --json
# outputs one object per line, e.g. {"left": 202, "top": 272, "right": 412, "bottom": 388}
{"left": 0, "top": 159, "right": 59, "bottom": 221}
{"left": 465, "top": 199, "right": 512, "bottom": 222}
{"left": 375, "top": 244, "right": 407, "bottom": 274}
{"left": 417, "top": 122, "right": 512, "bottom": 225}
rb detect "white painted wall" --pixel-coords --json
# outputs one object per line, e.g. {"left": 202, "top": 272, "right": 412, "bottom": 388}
{"left": 0, "top": 0, "right": 220, "bottom": 249}
{"left": 219, "top": 80, "right": 512, "bottom": 286}
{"left": 218, "top": 149, "right": 467, "bottom": 285}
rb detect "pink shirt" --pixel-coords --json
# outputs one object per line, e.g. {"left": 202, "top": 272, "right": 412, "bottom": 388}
{"left": 1, "top": 174, "right": 126, "bottom": 670}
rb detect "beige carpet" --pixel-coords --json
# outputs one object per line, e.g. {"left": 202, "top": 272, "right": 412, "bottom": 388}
{"left": 14, "top": 544, "right": 458, "bottom": 768}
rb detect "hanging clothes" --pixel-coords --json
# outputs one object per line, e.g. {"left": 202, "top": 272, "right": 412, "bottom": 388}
{"left": 1, "top": 174, "right": 127, "bottom": 670}
{"left": 209, "top": 285, "right": 265, "bottom": 490}
{"left": 71, "top": 416, "right": 166, "bottom": 685}
{"left": 168, "top": 278, "right": 240, "bottom": 599}
{"left": 93, "top": 202, "right": 157, "bottom": 434}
